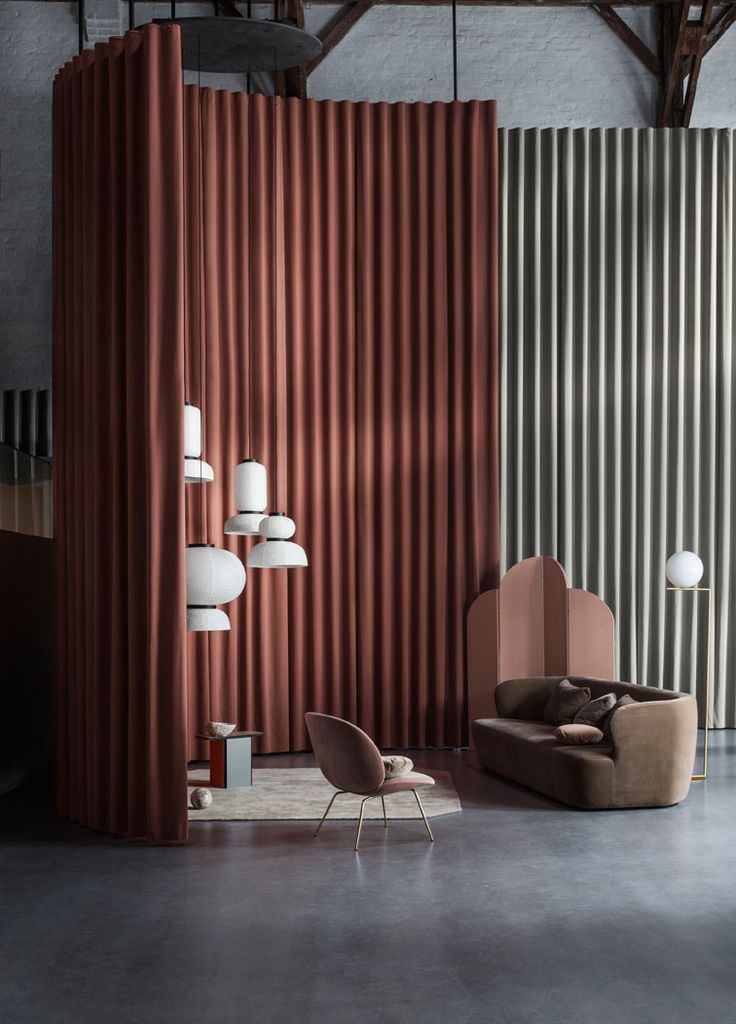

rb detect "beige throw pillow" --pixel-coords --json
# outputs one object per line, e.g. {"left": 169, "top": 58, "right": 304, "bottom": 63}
{"left": 574, "top": 692, "right": 617, "bottom": 728}
{"left": 554, "top": 724, "right": 605, "bottom": 745}
{"left": 382, "top": 755, "right": 414, "bottom": 779}
{"left": 543, "top": 680, "right": 592, "bottom": 726}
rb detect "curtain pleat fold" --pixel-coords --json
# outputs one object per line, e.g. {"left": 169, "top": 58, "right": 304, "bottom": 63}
{"left": 501, "top": 127, "right": 736, "bottom": 727}
{"left": 53, "top": 26, "right": 187, "bottom": 841}
{"left": 186, "top": 95, "right": 499, "bottom": 752}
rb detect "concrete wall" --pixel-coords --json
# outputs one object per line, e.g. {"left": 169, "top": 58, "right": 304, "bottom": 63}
{"left": 1, "top": 1, "right": 736, "bottom": 390}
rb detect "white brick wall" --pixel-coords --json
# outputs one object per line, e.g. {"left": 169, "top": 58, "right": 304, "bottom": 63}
{"left": 1, "top": 1, "right": 735, "bottom": 389}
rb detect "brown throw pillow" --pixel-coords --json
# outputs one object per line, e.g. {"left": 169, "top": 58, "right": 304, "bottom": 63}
{"left": 554, "top": 724, "right": 605, "bottom": 745}
{"left": 382, "top": 755, "right": 413, "bottom": 779}
{"left": 602, "top": 694, "right": 637, "bottom": 738}
{"left": 574, "top": 692, "right": 617, "bottom": 727}
{"left": 543, "top": 680, "right": 591, "bottom": 726}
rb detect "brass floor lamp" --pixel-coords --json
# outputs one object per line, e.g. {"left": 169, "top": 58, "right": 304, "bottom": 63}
{"left": 666, "top": 552, "right": 713, "bottom": 781}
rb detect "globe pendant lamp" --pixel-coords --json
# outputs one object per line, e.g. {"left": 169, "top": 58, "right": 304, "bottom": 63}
{"left": 247, "top": 512, "right": 308, "bottom": 569}
{"left": 224, "top": 458, "right": 267, "bottom": 535}
{"left": 184, "top": 402, "right": 214, "bottom": 483}
{"left": 186, "top": 543, "right": 246, "bottom": 631}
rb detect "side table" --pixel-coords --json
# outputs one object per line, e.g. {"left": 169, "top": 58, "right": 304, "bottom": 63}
{"left": 196, "top": 730, "right": 264, "bottom": 788}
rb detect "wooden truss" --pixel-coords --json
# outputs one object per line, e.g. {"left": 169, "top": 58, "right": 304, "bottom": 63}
{"left": 38, "top": 1, "right": 736, "bottom": 121}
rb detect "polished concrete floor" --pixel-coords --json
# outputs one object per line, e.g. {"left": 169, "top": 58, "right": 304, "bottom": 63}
{"left": 2, "top": 734, "right": 736, "bottom": 1024}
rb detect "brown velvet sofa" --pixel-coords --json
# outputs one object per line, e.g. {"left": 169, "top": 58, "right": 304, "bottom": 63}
{"left": 472, "top": 676, "right": 697, "bottom": 809}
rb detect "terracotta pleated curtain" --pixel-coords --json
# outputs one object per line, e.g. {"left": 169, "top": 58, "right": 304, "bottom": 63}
{"left": 186, "top": 91, "right": 499, "bottom": 754}
{"left": 53, "top": 26, "right": 188, "bottom": 841}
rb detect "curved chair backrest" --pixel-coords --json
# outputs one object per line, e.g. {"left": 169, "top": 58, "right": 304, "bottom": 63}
{"left": 305, "top": 712, "right": 386, "bottom": 795}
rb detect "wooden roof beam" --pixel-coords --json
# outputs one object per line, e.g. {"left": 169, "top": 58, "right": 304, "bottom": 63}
{"left": 681, "top": 0, "right": 715, "bottom": 126}
{"left": 307, "top": 0, "right": 376, "bottom": 75}
{"left": 660, "top": 1, "right": 690, "bottom": 126}
{"left": 592, "top": 4, "right": 661, "bottom": 77}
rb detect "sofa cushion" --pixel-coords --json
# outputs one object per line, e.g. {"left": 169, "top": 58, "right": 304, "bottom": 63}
{"left": 574, "top": 692, "right": 617, "bottom": 727}
{"left": 602, "top": 694, "right": 637, "bottom": 739}
{"left": 555, "top": 724, "right": 605, "bottom": 744}
{"left": 543, "top": 680, "right": 592, "bottom": 726}
{"left": 472, "top": 717, "right": 614, "bottom": 809}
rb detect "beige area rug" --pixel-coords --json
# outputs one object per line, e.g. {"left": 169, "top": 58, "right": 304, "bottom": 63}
{"left": 187, "top": 767, "right": 461, "bottom": 822}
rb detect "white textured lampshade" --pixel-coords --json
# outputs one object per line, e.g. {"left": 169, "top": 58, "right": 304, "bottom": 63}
{"left": 234, "top": 460, "right": 267, "bottom": 512}
{"left": 224, "top": 460, "right": 268, "bottom": 535}
{"left": 185, "top": 457, "right": 214, "bottom": 483}
{"left": 224, "top": 511, "right": 266, "bottom": 535}
{"left": 247, "top": 539, "right": 308, "bottom": 568}
{"left": 184, "top": 403, "right": 202, "bottom": 458}
{"left": 187, "top": 607, "right": 231, "bottom": 631}
{"left": 259, "top": 513, "right": 296, "bottom": 539}
{"left": 666, "top": 551, "right": 704, "bottom": 589}
{"left": 186, "top": 544, "right": 245, "bottom": 631}
{"left": 247, "top": 513, "right": 307, "bottom": 568}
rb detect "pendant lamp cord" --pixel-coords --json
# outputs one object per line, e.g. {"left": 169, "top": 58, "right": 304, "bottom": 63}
{"left": 247, "top": 45, "right": 253, "bottom": 452}
{"left": 246, "top": 0, "right": 252, "bottom": 93}
{"left": 272, "top": 50, "right": 279, "bottom": 510}
{"left": 452, "top": 0, "right": 458, "bottom": 102}
{"left": 198, "top": 35, "right": 214, "bottom": 723}
{"left": 198, "top": 36, "right": 205, "bottom": 509}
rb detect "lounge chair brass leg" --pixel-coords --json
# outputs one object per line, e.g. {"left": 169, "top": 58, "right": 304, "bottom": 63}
{"left": 381, "top": 796, "right": 388, "bottom": 828}
{"left": 354, "top": 797, "right": 371, "bottom": 851}
{"left": 314, "top": 790, "right": 344, "bottom": 837}
{"left": 413, "top": 789, "right": 434, "bottom": 842}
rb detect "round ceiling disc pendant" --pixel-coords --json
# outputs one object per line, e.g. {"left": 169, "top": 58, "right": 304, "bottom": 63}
{"left": 170, "top": 17, "right": 323, "bottom": 73}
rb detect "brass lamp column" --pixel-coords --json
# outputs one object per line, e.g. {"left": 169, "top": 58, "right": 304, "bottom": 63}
{"left": 665, "top": 550, "right": 712, "bottom": 781}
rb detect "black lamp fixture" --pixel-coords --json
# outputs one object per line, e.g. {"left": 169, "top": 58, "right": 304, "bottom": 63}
{"left": 162, "top": 1, "right": 321, "bottom": 76}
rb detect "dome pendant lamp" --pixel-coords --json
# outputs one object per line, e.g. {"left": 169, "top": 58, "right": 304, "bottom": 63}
{"left": 184, "top": 402, "right": 214, "bottom": 483}
{"left": 185, "top": 46, "right": 246, "bottom": 630}
{"left": 187, "top": 543, "right": 246, "bottom": 630}
{"left": 223, "top": 92, "right": 268, "bottom": 538}
{"left": 247, "top": 92, "right": 307, "bottom": 570}
{"left": 225, "top": 458, "right": 268, "bottom": 535}
{"left": 248, "top": 512, "right": 307, "bottom": 569}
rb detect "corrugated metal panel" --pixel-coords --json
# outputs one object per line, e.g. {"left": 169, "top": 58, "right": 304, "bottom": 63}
{"left": 500, "top": 128, "right": 736, "bottom": 727}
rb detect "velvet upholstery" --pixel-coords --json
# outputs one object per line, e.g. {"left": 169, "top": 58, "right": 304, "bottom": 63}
{"left": 542, "top": 680, "right": 591, "bottom": 725}
{"left": 574, "top": 692, "right": 617, "bottom": 727}
{"left": 305, "top": 713, "right": 434, "bottom": 797}
{"left": 555, "top": 724, "right": 605, "bottom": 744}
{"left": 473, "top": 677, "right": 697, "bottom": 809}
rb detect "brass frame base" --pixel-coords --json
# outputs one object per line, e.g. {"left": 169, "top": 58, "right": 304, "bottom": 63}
{"left": 667, "top": 586, "right": 712, "bottom": 781}
{"left": 314, "top": 789, "right": 435, "bottom": 851}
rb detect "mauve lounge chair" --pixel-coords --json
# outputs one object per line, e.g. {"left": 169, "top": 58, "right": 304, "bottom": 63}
{"left": 305, "top": 712, "right": 436, "bottom": 850}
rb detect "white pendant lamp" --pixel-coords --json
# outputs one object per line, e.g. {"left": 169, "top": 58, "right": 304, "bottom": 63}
{"left": 246, "top": 100, "right": 308, "bottom": 570}
{"left": 224, "top": 458, "right": 267, "bottom": 535}
{"left": 186, "top": 543, "right": 246, "bottom": 631}
{"left": 184, "top": 402, "right": 214, "bottom": 483}
{"left": 247, "top": 512, "right": 308, "bottom": 569}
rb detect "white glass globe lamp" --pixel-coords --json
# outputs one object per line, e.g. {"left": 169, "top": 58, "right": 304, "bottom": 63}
{"left": 665, "top": 551, "right": 704, "bottom": 589}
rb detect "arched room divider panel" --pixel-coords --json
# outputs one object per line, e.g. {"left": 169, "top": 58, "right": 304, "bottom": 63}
{"left": 53, "top": 24, "right": 499, "bottom": 842}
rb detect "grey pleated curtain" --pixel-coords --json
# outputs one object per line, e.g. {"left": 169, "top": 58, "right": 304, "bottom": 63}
{"left": 500, "top": 128, "right": 736, "bottom": 727}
